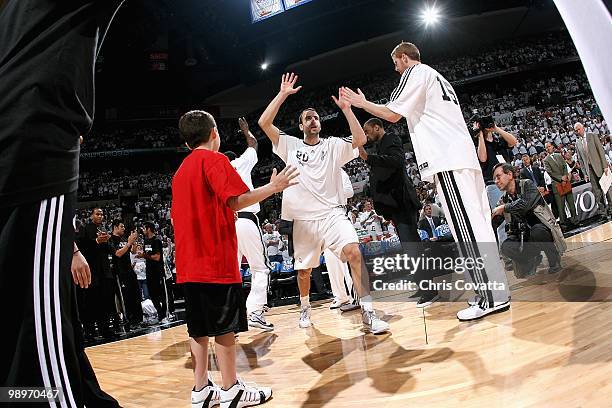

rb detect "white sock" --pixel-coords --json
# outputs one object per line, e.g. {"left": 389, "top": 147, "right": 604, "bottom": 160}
{"left": 360, "top": 295, "right": 373, "bottom": 312}
{"left": 300, "top": 296, "right": 310, "bottom": 308}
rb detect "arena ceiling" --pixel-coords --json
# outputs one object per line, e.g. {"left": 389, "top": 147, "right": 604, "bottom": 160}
{"left": 96, "top": 0, "right": 564, "bottom": 115}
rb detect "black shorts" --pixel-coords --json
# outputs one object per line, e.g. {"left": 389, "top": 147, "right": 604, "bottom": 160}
{"left": 182, "top": 282, "right": 248, "bottom": 338}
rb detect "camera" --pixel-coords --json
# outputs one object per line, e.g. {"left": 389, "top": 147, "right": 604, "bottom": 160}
{"left": 468, "top": 110, "right": 495, "bottom": 137}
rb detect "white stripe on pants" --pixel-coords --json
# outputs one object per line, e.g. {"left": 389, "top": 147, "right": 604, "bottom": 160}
{"left": 236, "top": 216, "right": 270, "bottom": 314}
{"left": 435, "top": 169, "right": 510, "bottom": 307}
{"left": 323, "top": 248, "right": 356, "bottom": 303}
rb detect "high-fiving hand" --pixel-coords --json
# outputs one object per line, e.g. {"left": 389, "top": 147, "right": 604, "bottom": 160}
{"left": 332, "top": 88, "right": 351, "bottom": 111}
{"left": 238, "top": 117, "right": 249, "bottom": 135}
{"left": 280, "top": 73, "right": 302, "bottom": 96}
{"left": 269, "top": 165, "right": 300, "bottom": 193}
{"left": 339, "top": 87, "right": 367, "bottom": 109}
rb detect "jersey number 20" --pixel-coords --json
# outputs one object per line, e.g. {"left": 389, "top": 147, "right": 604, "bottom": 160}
{"left": 436, "top": 77, "right": 458, "bottom": 105}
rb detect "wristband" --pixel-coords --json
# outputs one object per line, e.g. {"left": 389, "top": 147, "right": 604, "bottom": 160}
{"left": 73, "top": 250, "right": 80, "bottom": 256}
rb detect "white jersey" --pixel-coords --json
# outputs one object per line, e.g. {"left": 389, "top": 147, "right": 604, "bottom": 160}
{"left": 273, "top": 131, "right": 358, "bottom": 221}
{"left": 341, "top": 169, "right": 354, "bottom": 204}
{"left": 230, "top": 147, "right": 259, "bottom": 213}
{"left": 386, "top": 63, "right": 480, "bottom": 182}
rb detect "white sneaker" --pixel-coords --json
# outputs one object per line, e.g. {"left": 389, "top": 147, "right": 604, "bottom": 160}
{"left": 192, "top": 379, "right": 221, "bottom": 408}
{"left": 298, "top": 306, "right": 312, "bottom": 328}
{"left": 467, "top": 294, "right": 483, "bottom": 306}
{"left": 160, "top": 317, "right": 171, "bottom": 324}
{"left": 362, "top": 309, "right": 389, "bottom": 334}
{"left": 457, "top": 299, "right": 510, "bottom": 321}
{"left": 248, "top": 311, "right": 274, "bottom": 331}
{"left": 329, "top": 298, "right": 348, "bottom": 309}
{"left": 220, "top": 379, "right": 272, "bottom": 408}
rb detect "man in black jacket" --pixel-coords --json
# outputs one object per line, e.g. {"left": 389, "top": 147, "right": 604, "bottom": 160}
{"left": 359, "top": 118, "right": 420, "bottom": 243}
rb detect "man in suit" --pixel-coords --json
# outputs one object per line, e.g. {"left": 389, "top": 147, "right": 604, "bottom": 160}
{"left": 520, "top": 154, "right": 545, "bottom": 188}
{"left": 359, "top": 118, "right": 420, "bottom": 243}
{"left": 418, "top": 203, "right": 445, "bottom": 241}
{"left": 574, "top": 122, "right": 612, "bottom": 218}
{"left": 544, "top": 142, "right": 578, "bottom": 229}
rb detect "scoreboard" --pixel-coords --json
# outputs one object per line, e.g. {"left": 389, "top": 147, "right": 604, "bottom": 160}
{"left": 250, "top": 0, "right": 315, "bottom": 23}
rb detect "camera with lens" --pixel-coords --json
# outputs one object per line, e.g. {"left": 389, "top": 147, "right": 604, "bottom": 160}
{"left": 468, "top": 110, "right": 495, "bottom": 137}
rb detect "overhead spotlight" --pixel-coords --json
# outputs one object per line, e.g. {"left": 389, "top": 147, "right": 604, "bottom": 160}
{"left": 421, "top": 5, "right": 441, "bottom": 26}
{"left": 260, "top": 62, "right": 269, "bottom": 70}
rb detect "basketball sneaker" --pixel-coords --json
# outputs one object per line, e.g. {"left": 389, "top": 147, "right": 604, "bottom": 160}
{"left": 248, "top": 310, "right": 274, "bottom": 331}
{"left": 192, "top": 378, "right": 221, "bottom": 408}
{"left": 220, "top": 379, "right": 272, "bottom": 408}
{"left": 457, "top": 299, "right": 510, "bottom": 321}
{"left": 361, "top": 309, "right": 389, "bottom": 334}
{"left": 298, "top": 305, "right": 311, "bottom": 328}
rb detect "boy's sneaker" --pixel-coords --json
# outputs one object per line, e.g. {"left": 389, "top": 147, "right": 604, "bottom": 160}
{"left": 221, "top": 379, "right": 272, "bottom": 408}
{"left": 248, "top": 310, "right": 274, "bottom": 331}
{"left": 192, "top": 379, "right": 221, "bottom": 408}
{"left": 362, "top": 309, "right": 390, "bottom": 334}
{"left": 457, "top": 299, "right": 510, "bottom": 321}
{"left": 467, "top": 294, "right": 483, "bottom": 306}
{"left": 298, "top": 305, "right": 312, "bottom": 328}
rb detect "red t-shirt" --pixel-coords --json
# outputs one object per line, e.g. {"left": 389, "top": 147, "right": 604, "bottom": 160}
{"left": 171, "top": 149, "right": 249, "bottom": 284}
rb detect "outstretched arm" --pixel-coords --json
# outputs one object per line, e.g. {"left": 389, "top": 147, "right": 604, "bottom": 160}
{"left": 340, "top": 87, "right": 402, "bottom": 123}
{"left": 238, "top": 117, "right": 258, "bottom": 152}
{"left": 332, "top": 89, "right": 366, "bottom": 148}
{"left": 227, "top": 166, "right": 299, "bottom": 211}
{"left": 258, "top": 73, "right": 302, "bottom": 145}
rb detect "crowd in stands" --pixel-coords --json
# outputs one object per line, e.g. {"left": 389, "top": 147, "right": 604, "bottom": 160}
{"left": 83, "top": 30, "right": 578, "bottom": 152}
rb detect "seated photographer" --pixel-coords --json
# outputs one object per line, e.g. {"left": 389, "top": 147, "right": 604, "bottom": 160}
{"left": 491, "top": 163, "right": 567, "bottom": 277}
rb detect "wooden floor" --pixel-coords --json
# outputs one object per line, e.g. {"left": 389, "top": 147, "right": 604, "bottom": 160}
{"left": 88, "top": 222, "right": 612, "bottom": 408}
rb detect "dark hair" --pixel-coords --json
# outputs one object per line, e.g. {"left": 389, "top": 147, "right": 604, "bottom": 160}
{"left": 298, "top": 108, "right": 318, "bottom": 125}
{"left": 144, "top": 222, "right": 156, "bottom": 232}
{"left": 364, "top": 118, "right": 384, "bottom": 129}
{"left": 178, "top": 110, "right": 217, "bottom": 149}
{"left": 493, "top": 163, "right": 515, "bottom": 177}
{"left": 224, "top": 151, "right": 237, "bottom": 161}
{"left": 91, "top": 207, "right": 103, "bottom": 215}
{"left": 111, "top": 219, "right": 124, "bottom": 230}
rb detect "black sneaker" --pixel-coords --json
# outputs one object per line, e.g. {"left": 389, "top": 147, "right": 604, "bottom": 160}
{"left": 416, "top": 292, "right": 440, "bottom": 308}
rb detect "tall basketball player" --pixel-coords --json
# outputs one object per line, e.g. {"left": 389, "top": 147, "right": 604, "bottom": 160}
{"left": 341, "top": 42, "right": 511, "bottom": 321}
{"left": 226, "top": 117, "right": 274, "bottom": 331}
{"left": 258, "top": 73, "right": 389, "bottom": 334}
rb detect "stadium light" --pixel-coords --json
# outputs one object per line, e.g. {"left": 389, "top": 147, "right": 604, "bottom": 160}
{"left": 421, "top": 5, "right": 441, "bottom": 26}
{"left": 260, "top": 62, "right": 269, "bottom": 70}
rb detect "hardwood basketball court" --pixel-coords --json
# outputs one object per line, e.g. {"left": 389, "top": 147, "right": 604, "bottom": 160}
{"left": 88, "top": 222, "right": 612, "bottom": 407}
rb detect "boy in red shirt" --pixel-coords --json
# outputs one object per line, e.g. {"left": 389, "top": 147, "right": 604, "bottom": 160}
{"left": 172, "top": 110, "right": 298, "bottom": 408}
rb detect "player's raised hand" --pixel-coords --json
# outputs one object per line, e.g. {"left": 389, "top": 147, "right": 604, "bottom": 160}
{"left": 238, "top": 117, "right": 249, "bottom": 135}
{"left": 340, "top": 87, "right": 367, "bottom": 108}
{"left": 332, "top": 88, "right": 351, "bottom": 111}
{"left": 269, "top": 165, "right": 299, "bottom": 192}
{"left": 280, "top": 73, "right": 302, "bottom": 95}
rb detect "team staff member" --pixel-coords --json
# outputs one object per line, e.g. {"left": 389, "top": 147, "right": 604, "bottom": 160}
{"left": 341, "top": 41, "right": 511, "bottom": 321}
{"left": 109, "top": 220, "right": 143, "bottom": 328}
{"left": 141, "top": 222, "right": 169, "bottom": 323}
{"left": 0, "top": 0, "right": 125, "bottom": 405}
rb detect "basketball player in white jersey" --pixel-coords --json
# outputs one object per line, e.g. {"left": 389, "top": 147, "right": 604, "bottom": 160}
{"left": 325, "top": 170, "right": 360, "bottom": 311}
{"left": 226, "top": 117, "right": 274, "bottom": 331}
{"left": 341, "top": 42, "right": 511, "bottom": 321}
{"left": 258, "top": 73, "right": 389, "bottom": 334}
